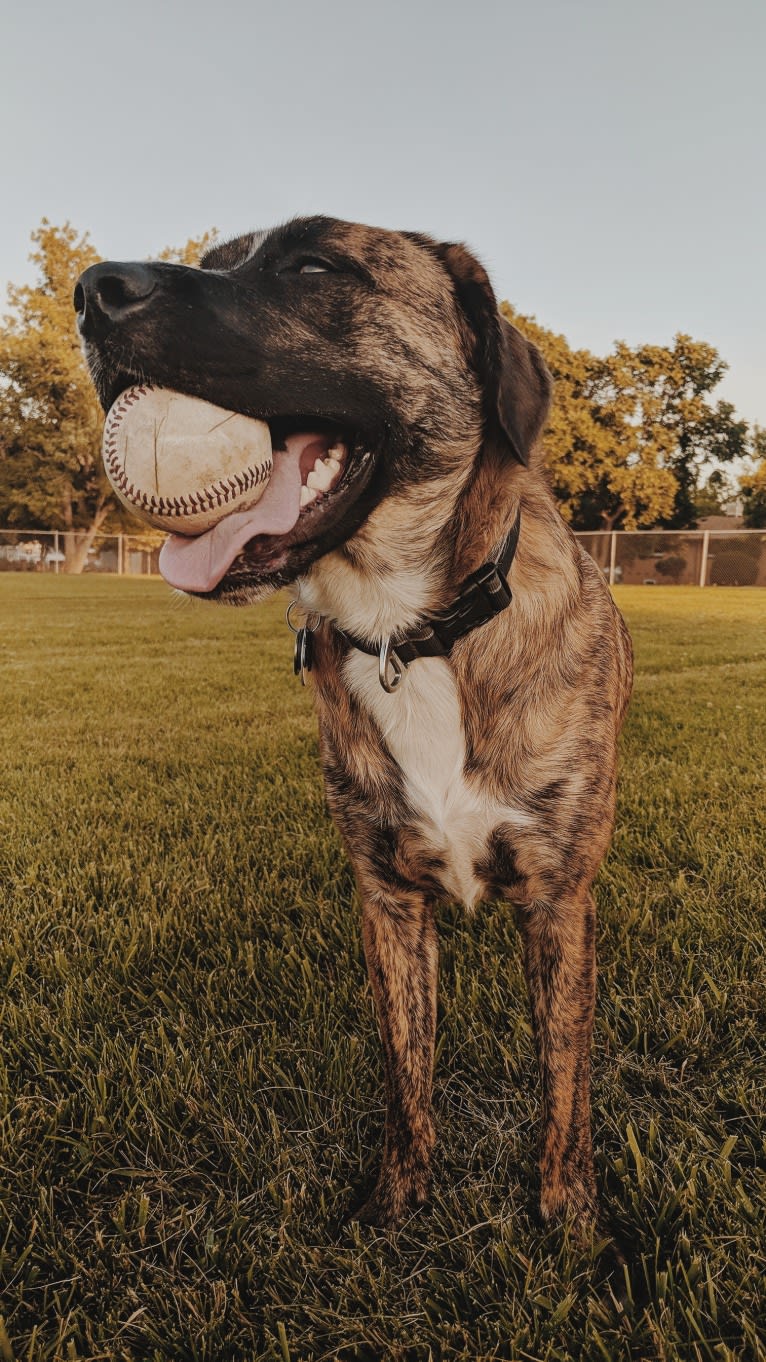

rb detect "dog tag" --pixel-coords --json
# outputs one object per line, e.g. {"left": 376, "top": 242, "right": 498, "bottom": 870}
{"left": 293, "top": 626, "right": 313, "bottom": 684}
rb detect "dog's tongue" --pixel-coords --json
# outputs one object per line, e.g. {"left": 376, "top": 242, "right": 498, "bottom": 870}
{"left": 159, "top": 436, "right": 308, "bottom": 593}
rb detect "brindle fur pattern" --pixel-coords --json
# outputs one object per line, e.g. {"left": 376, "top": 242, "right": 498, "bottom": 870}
{"left": 77, "top": 216, "right": 633, "bottom": 1235}
{"left": 309, "top": 484, "right": 632, "bottom": 1229}
{"left": 295, "top": 229, "right": 633, "bottom": 1231}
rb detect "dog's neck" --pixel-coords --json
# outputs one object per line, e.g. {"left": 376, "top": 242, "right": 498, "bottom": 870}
{"left": 297, "top": 472, "right": 462, "bottom": 640}
{"left": 447, "top": 438, "right": 525, "bottom": 583}
{"left": 296, "top": 443, "right": 552, "bottom": 644}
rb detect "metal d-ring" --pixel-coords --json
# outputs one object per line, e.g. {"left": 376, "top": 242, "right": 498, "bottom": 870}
{"left": 378, "top": 637, "right": 404, "bottom": 693}
{"left": 286, "top": 600, "right": 320, "bottom": 632}
{"left": 285, "top": 599, "right": 303, "bottom": 634}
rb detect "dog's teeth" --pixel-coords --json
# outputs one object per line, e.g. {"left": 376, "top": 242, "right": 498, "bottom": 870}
{"left": 308, "top": 462, "right": 334, "bottom": 492}
{"left": 327, "top": 442, "right": 346, "bottom": 460}
{"left": 300, "top": 484, "right": 319, "bottom": 507}
{"left": 325, "top": 456, "right": 342, "bottom": 477}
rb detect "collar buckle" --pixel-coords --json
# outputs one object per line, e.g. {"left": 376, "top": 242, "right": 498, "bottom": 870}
{"left": 429, "top": 560, "right": 512, "bottom": 652}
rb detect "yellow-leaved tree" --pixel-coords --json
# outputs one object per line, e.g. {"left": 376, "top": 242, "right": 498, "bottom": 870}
{"left": 501, "top": 302, "right": 677, "bottom": 530}
{"left": 603, "top": 335, "right": 749, "bottom": 528}
{"left": 740, "top": 427, "right": 766, "bottom": 527}
{"left": 0, "top": 221, "right": 216, "bottom": 572}
{"left": 501, "top": 304, "right": 749, "bottom": 530}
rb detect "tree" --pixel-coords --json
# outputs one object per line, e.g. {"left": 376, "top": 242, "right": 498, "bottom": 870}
{"left": 740, "top": 427, "right": 766, "bottom": 528}
{"left": 693, "top": 468, "right": 734, "bottom": 520}
{"left": 501, "top": 306, "right": 749, "bottom": 532}
{"left": 0, "top": 222, "right": 217, "bottom": 572}
{"left": 0, "top": 221, "right": 108, "bottom": 572}
{"left": 158, "top": 231, "right": 218, "bottom": 267}
{"left": 501, "top": 303, "right": 677, "bottom": 531}
{"left": 603, "top": 335, "right": 749, "bottom": 528}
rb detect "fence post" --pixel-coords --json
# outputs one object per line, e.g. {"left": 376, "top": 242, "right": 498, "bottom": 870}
{"left": 608, "top": 531, "right": 617, "bottom": 586}
{"left": 118, "top": 534, "right": 124, "bottom": 576}
{"left": 699, "top": 530, "right": 710, "bottom": 587}
{"left": 54, "top": 530, "right": 60, "bottom": 575}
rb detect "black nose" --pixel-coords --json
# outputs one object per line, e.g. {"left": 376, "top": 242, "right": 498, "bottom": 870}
{"left": 74, "top": 262, "right": 158, "bottom": 338}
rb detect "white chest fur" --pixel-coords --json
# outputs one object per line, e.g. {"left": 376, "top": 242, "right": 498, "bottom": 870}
{"left": 343, "top": 650, "right": 532, "bottom": 909}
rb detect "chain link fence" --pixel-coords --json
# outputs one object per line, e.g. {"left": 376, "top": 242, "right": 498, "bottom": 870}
{"left": 0, "top": 530, "right": 162, "bottom": 576}
{"left": 1, "top": 526, "right": 765, "bottom": 585}
{"left": 576, "top": 529, "right": 766, "bottom": 586}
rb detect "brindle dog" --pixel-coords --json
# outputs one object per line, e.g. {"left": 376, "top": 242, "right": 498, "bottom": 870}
{"left": 75, "top": 217, "right": 633, "bottom": 1235}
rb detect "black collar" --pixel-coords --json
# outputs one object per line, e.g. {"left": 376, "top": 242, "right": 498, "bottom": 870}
{"left": 330, "top": 508, "right": 522, "bottom": 690}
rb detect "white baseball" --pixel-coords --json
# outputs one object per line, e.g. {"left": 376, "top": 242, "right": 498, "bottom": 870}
{"left": 102, "top": 385, "right": 273, "bottom": 533}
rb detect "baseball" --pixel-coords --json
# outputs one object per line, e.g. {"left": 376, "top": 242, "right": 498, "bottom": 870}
{"left": 102, "top": 385, "right": 273, "bottom": 533}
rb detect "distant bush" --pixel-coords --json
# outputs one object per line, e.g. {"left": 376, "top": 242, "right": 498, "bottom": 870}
{"left": 709, "top": 549, "right": 759, "bottom": 585}
{"left": 0, "top": 557, "right": 35, "bottom": 572}
{"left": 655, "top": 554, "right": 687, "bottom": 581}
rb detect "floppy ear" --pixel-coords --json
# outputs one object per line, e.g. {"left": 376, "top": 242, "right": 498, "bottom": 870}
{"left": 495, "top": 314, "right": 553, "bottom": 465}
{"left": 434, "top": 241, "right": 552, "bottom": 465}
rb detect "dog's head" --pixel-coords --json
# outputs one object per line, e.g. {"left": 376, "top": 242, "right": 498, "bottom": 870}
{"left": 75, "top": 216, "right": 550, "bottom": 602}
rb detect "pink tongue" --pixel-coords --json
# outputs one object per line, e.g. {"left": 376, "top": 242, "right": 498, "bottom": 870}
{"left": 158, "top": 434, "right": 316, "bottom": 593}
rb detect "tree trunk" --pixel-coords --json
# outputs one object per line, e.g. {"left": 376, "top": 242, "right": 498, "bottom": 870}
{"left": 62, "top": 495, "right": 110, "bottom": 574}
{"left": 599, "top": 506, "right": 625, "bottom": 533}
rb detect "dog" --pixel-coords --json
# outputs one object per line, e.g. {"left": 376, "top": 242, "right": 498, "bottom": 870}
{"left": 75, "top": 217, "right": 633, "bottom": 1235}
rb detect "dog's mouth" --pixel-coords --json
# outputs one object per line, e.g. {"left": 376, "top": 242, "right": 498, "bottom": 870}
{"left": 156, "top": 415, "right": 377, "bottom": 596}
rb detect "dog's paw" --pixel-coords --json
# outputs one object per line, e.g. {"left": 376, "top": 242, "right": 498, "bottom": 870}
{"left": 347, "top": 1166, "right": 430, "bottom": 1231}
{"left": 540, "top": 1191, "right": 628, "bottom": 1285}
{"left": 540, "top": 1172, "right": 599, "bottom": 1234}
{"left": 349, "top": 1189, "right": 404, "bottom": 1230}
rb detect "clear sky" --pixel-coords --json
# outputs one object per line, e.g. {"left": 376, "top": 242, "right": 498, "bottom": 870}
{"left": 2, "top": 0, "right": 764, "bottom": 426}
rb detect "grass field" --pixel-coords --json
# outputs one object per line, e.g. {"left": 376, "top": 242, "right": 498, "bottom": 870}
{"left": 0, "top": 578, "right": 764, "bottom": 1362}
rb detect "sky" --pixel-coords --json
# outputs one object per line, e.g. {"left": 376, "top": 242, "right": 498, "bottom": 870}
{"left": 2, "top": 0, "right": 764, "bottom": 428}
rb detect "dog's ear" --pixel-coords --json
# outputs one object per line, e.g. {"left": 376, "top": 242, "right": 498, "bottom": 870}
{"left": 494, "top": 314, "right": 553, "bottom": 465}
{"left": 434, "top": 241, "right": 552, "bottom": 465}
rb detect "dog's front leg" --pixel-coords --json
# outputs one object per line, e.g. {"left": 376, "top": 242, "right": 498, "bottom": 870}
{"left": 352, "top": 874, "right": 438, "bottom": 1229}
{"left": 517, "top": 889, "right": 599, "bottom": 1233}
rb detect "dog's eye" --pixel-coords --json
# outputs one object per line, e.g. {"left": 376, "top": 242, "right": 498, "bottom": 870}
{"left": 297, "top": 260, "right": 331, "bottom": 274}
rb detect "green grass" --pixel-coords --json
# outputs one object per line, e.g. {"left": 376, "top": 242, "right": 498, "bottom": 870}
{"left": 0, "top": 578, "right": 764, "bottom": 1362}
